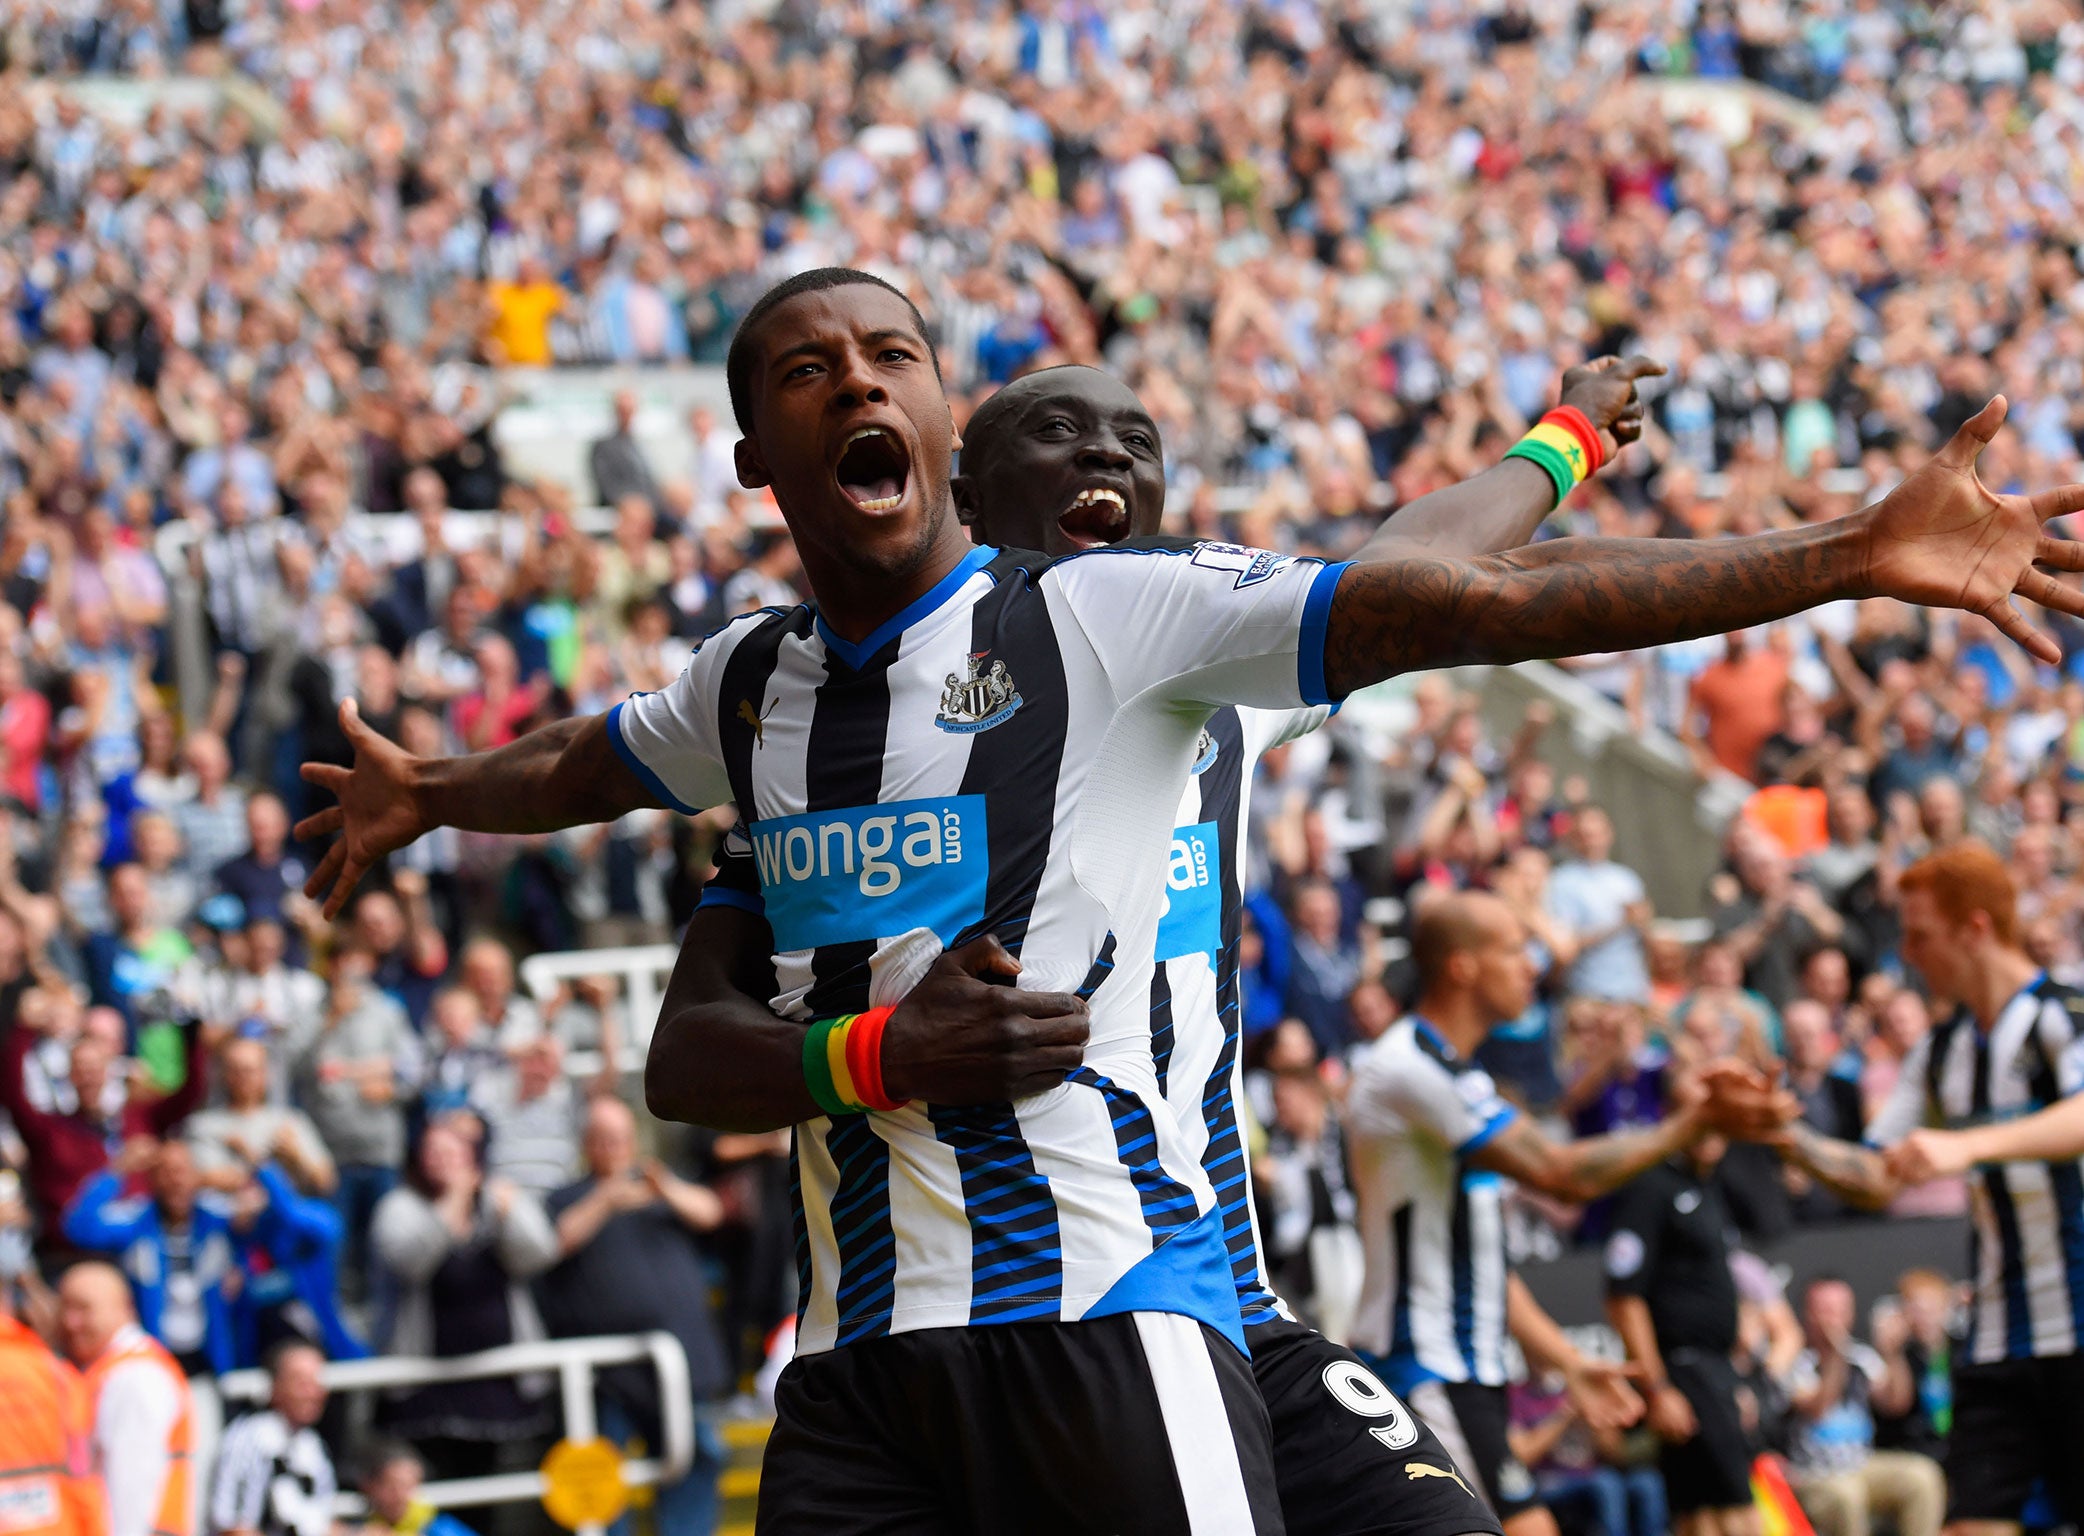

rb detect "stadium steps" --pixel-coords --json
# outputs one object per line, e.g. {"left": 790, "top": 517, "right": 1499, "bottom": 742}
{"left": 716, "top": 1416, "right": 772, "bottom": 1536}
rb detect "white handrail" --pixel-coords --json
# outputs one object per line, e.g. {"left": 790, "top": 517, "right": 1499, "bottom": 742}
{"left": 212, "top": 1331, "right": 695, "bottom": 1532}
{"left": 518, "top": 944, "right": 681, "bottom": 1076}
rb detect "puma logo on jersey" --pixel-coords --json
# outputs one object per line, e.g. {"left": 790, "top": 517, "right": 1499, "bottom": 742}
{"left": 1406, "top": 1464, "right": 1472, "bottom": 1496}
{"left": 737, "top": 698, "right": 776, "bottom": 747}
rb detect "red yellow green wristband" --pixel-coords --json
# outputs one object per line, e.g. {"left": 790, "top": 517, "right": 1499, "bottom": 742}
{"left": 802, "top": 1007, "right": 903, "bottom": 1116}
{"left": 1504, "top": 406, "right": 1605, "bottom": 507}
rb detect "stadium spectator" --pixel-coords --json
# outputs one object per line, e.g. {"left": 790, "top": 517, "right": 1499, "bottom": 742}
{"left": 352, "top": 1441, "right": 477, "bottom": 1536}
{"left": 1546, "top": 808, "right": 1653, "bottom": 1005}
{"left": 186, "top": 1039, "right": 336, "bottom": 1200}
{"left": 541, "top": 1099, "right": 728, "bottom": 1536}
{"left": 60, "top": 1262, "right": 193, "bottom": 1536}
{"left": 1785, "top": 1276, "right": 1945, "bottom": 1536}
{"left": 209, "top": 1341, "right": 336, "bottom": 1536}
{"left": 1869, "top": 1270, "right": 1954, "bottom": 1464}
{"left": 369, "top": 1123, "right": 558, "bottom": 1505}
{"left": 63, "top": 1138, "right": 241, "bottom": 1375}
{"left": 587, "top": 393, "right": 662, "bottom": 520}
{"left": 1780, "top": 1002, "right": 1868, "bottom": 1224}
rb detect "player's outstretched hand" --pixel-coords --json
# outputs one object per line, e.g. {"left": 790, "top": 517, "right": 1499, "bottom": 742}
{"left": 1860, "top": 396, "right": 2084, "bottom": 664}
{"left": 1563, "top": 1355, "right": 1646, "bottom": 1433}
{"left": 1883, "top": 1128, "right": 1973, "bottom": 1187}
{"left": 1558, "top": 355, "right": 1664, "bottom": 457}
{"left": 881, "top": 935, "right": 1090, "bottom": 1105}
{"left": 1646, "top": 1383, "right": 1698, "bottom": 1444}
{"left": 296, "top": 698, "right": 431, "bottom": 919}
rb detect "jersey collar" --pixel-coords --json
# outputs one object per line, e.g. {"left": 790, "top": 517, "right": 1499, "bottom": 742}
{"left": 813, "top": 544, "right": 998, "bottom": 671}
{"left": 1410, "top": 1015, "right": 1458, "bottom": 1061}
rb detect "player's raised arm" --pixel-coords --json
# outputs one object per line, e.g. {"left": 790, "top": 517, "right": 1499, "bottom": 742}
{"left": 1356, "top": 356, "right": 1661, "bottom": 561}
{"left": 1322, "top": 396, "right": 2084, "bottom": 698}
{"left": 296, "top": 703, "right": 659, "bottom": 917}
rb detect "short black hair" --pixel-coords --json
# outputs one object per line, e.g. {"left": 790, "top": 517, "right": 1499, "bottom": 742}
{"left": 958, "top": 364, "right": 1157, "bottom": 479}
{"left": 353, "top": 1436, "right": 422, "bottom": 1485}
{"left": 724, "top": 268, "right": 938, "bottom": 435}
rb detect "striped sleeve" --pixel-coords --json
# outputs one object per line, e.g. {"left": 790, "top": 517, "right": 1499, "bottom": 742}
{"left": 209, "top": 1414, "right": 272, "bottom": 1534}
{"left": 607, "top": 618, "right": 758, "bottom": 814}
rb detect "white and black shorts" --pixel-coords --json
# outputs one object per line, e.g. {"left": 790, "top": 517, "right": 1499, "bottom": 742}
{"left": 757, "top": 1311, "right": 1284, "bottom": 1535}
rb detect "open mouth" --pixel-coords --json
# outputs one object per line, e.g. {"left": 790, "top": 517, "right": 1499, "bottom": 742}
{"left": 834, "top": 426, "right": 911, "bottom": 513}
{"left": 1057, "top": 486, "right": 1130, "bottom": 547}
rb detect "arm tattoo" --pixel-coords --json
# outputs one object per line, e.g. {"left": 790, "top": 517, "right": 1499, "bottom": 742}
{"left": 1562, "top": 1121, "right": 1689, "bottom": 1200}
{"left": 1784, "top": 1123, "right": 1899, "bottom": 1211}
{"left": 1324, "top": 521, "right": 1868, "bottom": 698}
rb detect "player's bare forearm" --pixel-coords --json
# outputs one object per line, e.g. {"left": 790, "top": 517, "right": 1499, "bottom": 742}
{"left": 1782, "top": 1124, "right": 1900, "bottom": 1210}
{"left": 1953, "top": 1095, "right": 2084, "bottom": 1165}
{"left": 645, "top": 904, "right": 811, "bottom": 1133}
{"left": 1477, "top": 1109, "right": 1700, "bottom": 1203}
{"left": 1356, "top": 458, "right": 1559, "bottom": 562}
{"left": 1323, "top": 519, "right": 1867, "bottom": 697}
{"left": 415, "top": 714, "right": 658, "bottom": 834}
{"left": 1605, "top": 1293, "right": 1666, "bottom": 1382}
{"left": 1507, "top": 1272, "right": 1581, "bottom": 1373}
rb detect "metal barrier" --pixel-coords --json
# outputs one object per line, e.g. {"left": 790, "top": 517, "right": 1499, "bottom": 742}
{"left": 210, "top": 1332, "right": 695, "bottom": 1534}
{"left": 517, "top": 944, "right": 680, "bottom": 1078}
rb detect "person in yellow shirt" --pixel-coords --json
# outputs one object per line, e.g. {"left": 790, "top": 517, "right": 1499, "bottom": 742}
{"left": 483, "top": 256, "right": 564, "bottom": 367}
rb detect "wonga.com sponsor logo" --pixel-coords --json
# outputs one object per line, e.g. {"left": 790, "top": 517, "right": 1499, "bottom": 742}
{"left": 750, "top": 795, "right": 989, "bottom": 952}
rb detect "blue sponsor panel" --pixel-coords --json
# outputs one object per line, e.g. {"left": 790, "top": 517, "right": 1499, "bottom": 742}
{"left": 750, "top": 795, "right": 989, "bottom": 952}
{"left": 1154, "top": 820, "right": 1222, "bottom": 961}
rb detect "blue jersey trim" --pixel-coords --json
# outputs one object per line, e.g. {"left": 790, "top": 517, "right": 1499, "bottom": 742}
{"left": 1457, "top": 1104, "right": 1519, "bottom": 1156}
{"left": 1085, "top": 1206, "right": 1249, "bottom": 1355}
{"left": 814, "top": 545, "right": 997, "bottom": 670}
{"left": 696, "top": 886, "right": 764, "bottom": 915}
{"left": 1298, "top": 560, "right": 1352, "bottom": 706}
{"left": 606, "top": 700, "right": 699, "bottom": 814}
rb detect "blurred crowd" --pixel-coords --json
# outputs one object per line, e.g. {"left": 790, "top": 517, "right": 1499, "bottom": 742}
{"left": 8, "top": 0, "right": 2084, "bottom": 1533}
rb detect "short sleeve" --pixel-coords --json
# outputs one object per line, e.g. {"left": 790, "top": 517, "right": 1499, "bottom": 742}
{"left": 1603, "top": 1174, "right": 1664, "bottom": 1299}
{"left": 698, "top": 824, "right": 764, "bottom": 916}
{"left": 1350, "top": 1043, "right": 1518, "bottom": 1154}
{"left": 1864, "top": 1032, "right": 1933, "bottom": 1147}
{"left": 1047, "top": 540, "right": 1351, "bottom": 710}
{"left": 2037, "top": 991, "right": 2084, "bottom": 1095}
{"left": 606, "top": 620, "right": 752, "bottom": 814}
{"left": 1246, "top": 703, "right": 1336, "bottom": 754}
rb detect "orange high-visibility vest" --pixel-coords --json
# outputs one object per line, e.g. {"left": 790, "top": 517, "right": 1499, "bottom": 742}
{"left": 83, "top": 1325, "right": 191, "bottom": 1536}
{"left": 0, "top": 1316, "right": 102, "bottom": 1536}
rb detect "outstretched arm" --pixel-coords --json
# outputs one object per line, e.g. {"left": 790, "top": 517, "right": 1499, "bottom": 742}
{"left": 297, "top": 703, "right": 658, "bottom": 915}
{"left": 1323, "top": 398, "right": 2084, "bottom": 698}
{"left": 1473, "top": 1106, "right": 1705, "bottom": 1204}
{"left": 1886, "top": 1095, "right": 2084, "bottom": 1183}
{"left": 1359, "top": 357, "right": 1659, "bottom": 561}
{"left": 1779, "top": 1124, "right": 1902, "bottom": 1211}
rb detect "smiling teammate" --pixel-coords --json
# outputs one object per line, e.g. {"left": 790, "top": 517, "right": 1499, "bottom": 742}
{"left": 301, "top": 268, "right": 2084, "bottom": 1534}
{"left": 659, "top": 355, "right": 1662, "bottom": 1536}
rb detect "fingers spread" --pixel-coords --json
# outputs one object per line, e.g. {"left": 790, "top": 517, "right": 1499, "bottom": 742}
{"left": 305, "top": 840, "right": 347, "bottom": 901}
{"left": 2036, "top": 534, "right": 2084, "bottom": 571}
{"left": 2018, "top": 569, "right": 2084, "bottom": 621}
{"left": 293, "top": 805, "right": 344, "bottom": 843}
{"left": 2030, "top": 483, "right": 2084, "bottom": 523}
{"left": 1983, "top": 596, "right": 2060, "bottom": 665}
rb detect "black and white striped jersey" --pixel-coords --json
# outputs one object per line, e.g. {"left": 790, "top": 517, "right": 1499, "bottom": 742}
{"left": 1866, "top": 972, "right": 2084, "bottom": 1363}
{"left": 615, "top": 540, "right": 1349, "bottom": 1356}
{"left": 1344, "top": 1017, "right": 1520, "bottom": 1390}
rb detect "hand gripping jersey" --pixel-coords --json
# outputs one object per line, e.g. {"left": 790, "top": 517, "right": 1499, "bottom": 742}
{"left": 620, "top": 540, "right": 1348, "bottom": 1355}
{"left": 1865, "top": 971, "right": 2084, "bottom": 1364}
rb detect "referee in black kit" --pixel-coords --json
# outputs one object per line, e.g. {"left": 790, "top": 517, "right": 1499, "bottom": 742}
{"left": 1602, "top": 1089, "right": 1759, "bottom": 1536}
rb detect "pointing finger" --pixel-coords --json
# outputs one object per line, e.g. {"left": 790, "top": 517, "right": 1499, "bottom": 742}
{"left": 1610, "top": 354, "right": 1666, "bottom": 383}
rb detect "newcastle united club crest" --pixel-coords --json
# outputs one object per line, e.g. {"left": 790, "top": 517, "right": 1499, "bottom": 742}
{"left": 936, "top": 651, "right": 1023, "bottom": 734}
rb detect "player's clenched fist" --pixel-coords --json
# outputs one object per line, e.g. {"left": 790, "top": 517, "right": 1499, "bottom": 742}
{"left": 880, "top": 934, "right": 1090, "bottom": 1104}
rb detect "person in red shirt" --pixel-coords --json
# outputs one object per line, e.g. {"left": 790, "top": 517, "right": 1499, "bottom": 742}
{"left": 0, "top": 651, "right": 51, "bottom": 812}
{"left": 0, "top": 1005, "right": 207, "bottom": 1244}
